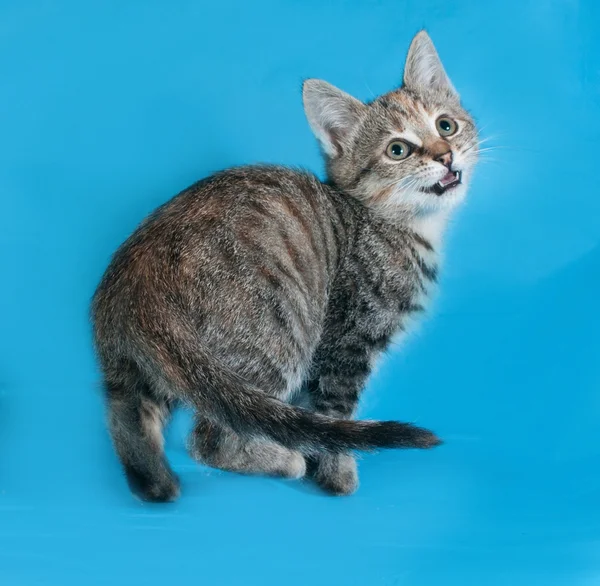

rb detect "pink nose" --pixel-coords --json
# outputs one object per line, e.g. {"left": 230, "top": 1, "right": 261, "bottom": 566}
{"left": 435, "top": 150, "right": 453, "bottom": 168}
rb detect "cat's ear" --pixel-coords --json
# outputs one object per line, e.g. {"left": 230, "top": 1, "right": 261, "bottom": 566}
{"left": 303, "top": 79, "right": 366, "bottom": 157}
{"left": 403, "top": 31, "right": 457, "bottom": 97}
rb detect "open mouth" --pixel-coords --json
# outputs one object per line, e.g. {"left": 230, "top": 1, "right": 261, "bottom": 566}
{"left": 431, "top": 170, "right": 462, "bottom": 195}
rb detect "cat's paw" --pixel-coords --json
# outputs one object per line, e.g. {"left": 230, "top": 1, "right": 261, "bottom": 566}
{"left": 278, "top": 451, "right": 307, "bottom": 479}
{"left": 312, "top": 453, "right": 359, "bottom": 496}
{"left": 317, "top": 468, "right": 359, "bottom": 496}
{"left": 125, "top": 467, "right": 181, "bottom": 503}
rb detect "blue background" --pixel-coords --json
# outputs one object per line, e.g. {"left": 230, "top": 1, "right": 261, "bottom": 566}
{"left": 1, "top": 0, "right": 599, "bottom": 584}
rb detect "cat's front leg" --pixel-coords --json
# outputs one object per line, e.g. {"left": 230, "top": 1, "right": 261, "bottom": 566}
{"left": 305, "top": 362, "right": 369, "bottom": 496}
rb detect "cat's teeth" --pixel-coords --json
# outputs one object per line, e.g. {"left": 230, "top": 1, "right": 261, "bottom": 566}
{"left": 433, "top": 170, "right": 461, "bottom": 195}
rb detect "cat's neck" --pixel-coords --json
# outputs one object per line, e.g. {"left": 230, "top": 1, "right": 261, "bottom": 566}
{"left": 407, "top": 208, "right": 453, "bottom": 251}
{"left": 329, "top": 182, "right": 453, "bottom": 252}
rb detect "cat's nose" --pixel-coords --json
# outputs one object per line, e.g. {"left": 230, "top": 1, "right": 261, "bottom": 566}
{"left": 435, "top": 150, "right": 453, "bottom": 169}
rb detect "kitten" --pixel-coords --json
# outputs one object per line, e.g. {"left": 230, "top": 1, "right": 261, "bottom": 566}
{"left": 92, "top": 31, "right": 479, "bottom": 502}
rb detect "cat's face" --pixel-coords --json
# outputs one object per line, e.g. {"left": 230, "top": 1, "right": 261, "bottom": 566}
{"left": 304, "top": 31, "right": 479, "bottom": 216}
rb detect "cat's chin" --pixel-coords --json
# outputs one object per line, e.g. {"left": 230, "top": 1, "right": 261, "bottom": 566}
{"left": 418, "top": 183, "right": 468, "bottom": 214}
{"left": 431, "top": 168, "right": 472, "bottom": 207}
{"left": 382, "top": 181, "right": 468, "bottom": 218}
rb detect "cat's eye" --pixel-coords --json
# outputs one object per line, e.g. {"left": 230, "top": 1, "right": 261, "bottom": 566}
{"left": 436, "top": 117, "right": 458, "bottom": 137}
{"left": 386, "top": 140, "right": 412, "bottom": 161}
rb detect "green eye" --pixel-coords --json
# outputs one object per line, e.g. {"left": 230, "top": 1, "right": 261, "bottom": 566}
{"left": 386, "top": 140, "right": 412, "bottom": 160}
{"left": 436, "top": 117, "right": 458, "bottom": 137}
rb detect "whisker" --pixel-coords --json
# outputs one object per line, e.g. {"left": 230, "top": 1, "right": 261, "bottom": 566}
{"left": 477, "top": 139, "right": 498, "bottom": 148}
{"left": 473, "top": 156, "right": 500, "bottom": 165}
{"left": 475, "top": 126, "right": 508, "bottom": 141}
{"left": 462, "top": 144, "right": 503, "bottom": 157}
{"left": 398, "top": 177, "right": 419, "bottom": 191}
{"left": 394, "top": 176, "right": 417, "bottom": 190}
{"left": 476, "top": 147, "right": 502, "bottom": 153}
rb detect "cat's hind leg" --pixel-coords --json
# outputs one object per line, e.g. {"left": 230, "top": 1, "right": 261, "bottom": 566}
{"left": 104, "top": 365, "right": 180, "bottom": 502}
{"left": 189, "top": 417, "right": 306, "bottom": 479}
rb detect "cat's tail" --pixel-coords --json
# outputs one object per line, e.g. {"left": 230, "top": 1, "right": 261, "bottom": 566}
{"left": 145, "top": 324, "right": 441, "bottom": 455}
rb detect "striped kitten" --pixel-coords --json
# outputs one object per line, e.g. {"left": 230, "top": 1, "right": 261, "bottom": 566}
{"left": 92, "top": 31, "right": 479, "bottom": 502}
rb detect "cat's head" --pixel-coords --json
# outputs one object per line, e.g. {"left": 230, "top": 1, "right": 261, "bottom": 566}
{"left": 303, "top": 31, "right": 478, "bottom": 216}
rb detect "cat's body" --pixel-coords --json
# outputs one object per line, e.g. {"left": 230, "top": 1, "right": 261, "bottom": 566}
{"left": 92, "top": 31, "right": 479, "bottom": 501}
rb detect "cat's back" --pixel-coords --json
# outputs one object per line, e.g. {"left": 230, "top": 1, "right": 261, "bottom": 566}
{"left": 94, "top": 165, "right": 347, "bottom": 321}
{"left": 134, "top": 165, "right": 334, "bottom": 243}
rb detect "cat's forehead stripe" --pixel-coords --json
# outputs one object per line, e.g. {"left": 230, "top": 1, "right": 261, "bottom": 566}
{"left": 379, "top": 91, "right": 434, "bottom": 126}
{"left": 396, "top": 130, "right": 422, "bottom": 147}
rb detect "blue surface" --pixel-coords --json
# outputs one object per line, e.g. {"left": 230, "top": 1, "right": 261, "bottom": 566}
{"left": 1, "top": 1, "right": 599, "bottom": 584}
